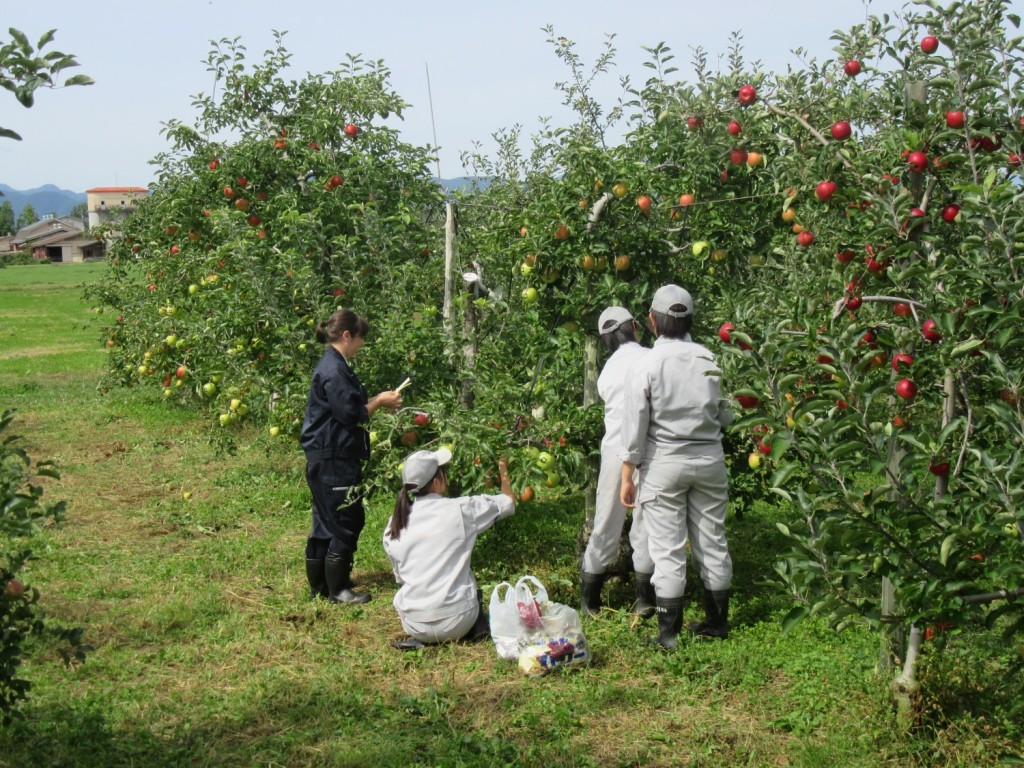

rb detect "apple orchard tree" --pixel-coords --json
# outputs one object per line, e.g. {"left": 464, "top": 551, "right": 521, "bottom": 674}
{"left": 454, "top": 0, "right": 1024, "bottom": 698}
{"left": 1, "top": 27, "right": 92, "bottom": 721}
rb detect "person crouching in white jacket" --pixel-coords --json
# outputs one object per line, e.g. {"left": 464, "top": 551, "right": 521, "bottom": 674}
{"left": 383, "top": 448, "right": 515, "bottom": 649}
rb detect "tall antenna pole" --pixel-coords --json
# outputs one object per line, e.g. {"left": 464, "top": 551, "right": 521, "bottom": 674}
{"left": 424, "top": 62, "right": 442, "bottom": 181}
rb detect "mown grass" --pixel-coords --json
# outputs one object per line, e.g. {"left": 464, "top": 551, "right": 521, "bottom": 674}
{"left": 0, "top": 263, "right": 1021, "bottom": 767}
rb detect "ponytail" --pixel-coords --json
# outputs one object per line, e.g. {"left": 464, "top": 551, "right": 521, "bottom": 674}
{"left": 388, "top": 466, "right": 446, "bottom": 540}
{"left": 389, "top": 484, "right": 417, "bottom": 540}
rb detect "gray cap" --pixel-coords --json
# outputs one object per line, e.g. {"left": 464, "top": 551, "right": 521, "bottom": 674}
{"left": 401, "top": 447, "right": 452, "bottom": 489}
{"left": 598, "top": 306, "right": 633, "bottom": 335}
{"left": 650, "top": 284, "right": 694, "bottom": 318}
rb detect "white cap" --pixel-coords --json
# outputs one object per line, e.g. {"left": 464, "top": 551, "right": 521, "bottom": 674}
{"left": 401, "top": 447, "right": 453, "bottom": 488}
{"left": 598, "top": 306, "right": 633, "bottom": 334}
{"left": 650, "top": 284, "right": 694, "bottom": 318}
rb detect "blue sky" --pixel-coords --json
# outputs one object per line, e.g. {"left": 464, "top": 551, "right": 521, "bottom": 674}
{"left": 3, "top": 0, "right": 1022, "bottom": 192}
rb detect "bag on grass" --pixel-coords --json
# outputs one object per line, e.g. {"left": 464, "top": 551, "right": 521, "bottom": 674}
{"left": 488, "top": 582, "right": 521, "bottom": 660}
{"left": 517, "top": 601, "right": 591, "bottom": 677}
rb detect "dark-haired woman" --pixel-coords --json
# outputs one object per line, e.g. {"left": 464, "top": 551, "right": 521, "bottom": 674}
{"left": 580, "top": 306, "right": 652, "bottom": 618}
{"left": 302, "top": 308, "right": 403, "bottom": 604}
{"left": 383, "top": 449, "right": 515, "bottom": 647}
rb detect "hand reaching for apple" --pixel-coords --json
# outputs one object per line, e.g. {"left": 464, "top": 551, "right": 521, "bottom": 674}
{"left": 497, "top": 457, "right": 514, "bottom": 501}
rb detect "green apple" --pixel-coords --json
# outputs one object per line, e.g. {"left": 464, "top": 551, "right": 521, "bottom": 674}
{"left": 536, "top": 451, "right": 554, "bottom": 470}
{"left": 269, "top": 426, "right": 281, "bottom": 437}
{"left": 188, "top": 284, "right": 199, "bottom": 295}
{"left": 229, "top": 398, "right": 242, "bottom": 411}
{"left": 218, "top": 413, "right": 231, "bottom": 426}
{"left": 166, "top": 334, "right": 178, "bottom": 346}
{"left": 369, "top": 431, "right": 379, "bottom": 446}
{"left": 692, "top": 240, "right": 709, "bottom": 256}
{"left": 202, "top": 382, "right": 217, "bottom": 396}
{"left": 522, "top": 287, "right": 539, "bottom": 304}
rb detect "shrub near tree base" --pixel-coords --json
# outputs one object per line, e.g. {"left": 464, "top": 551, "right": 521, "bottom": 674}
{"left": 0, "top": 411, "right": 87, "bottom": 722}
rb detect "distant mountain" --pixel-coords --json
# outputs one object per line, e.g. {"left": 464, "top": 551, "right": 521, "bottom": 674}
{"left": 437, "top": 177, "right": 492, "bottom": 192}
{"left": 0, "top": 184, "right": 86, "bottom": 220}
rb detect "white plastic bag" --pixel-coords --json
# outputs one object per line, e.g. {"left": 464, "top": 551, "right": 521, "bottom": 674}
{"left": 488, "top": 582, "right": 521, "bottom": 660}
{"left": 517, "top": 602, "right": 591, "bottom": 677}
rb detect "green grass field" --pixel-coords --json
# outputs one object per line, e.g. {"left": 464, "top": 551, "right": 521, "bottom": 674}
{"left": 0, "top": 263, "right": 1020, "bottom": 767}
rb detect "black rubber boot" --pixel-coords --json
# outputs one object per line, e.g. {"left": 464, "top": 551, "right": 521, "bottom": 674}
{"left": 324, "top": 551, "right": 371, "bottom": 604}
{"left": 632, "top": 572, "right": 656, "bottom": 620}
{"left": 305, "top": 557, "right": 328, "bottom": 600}
{"left": 652, "top": 596, "right": 685, "bottom": 650}
{"left": 688, "top": 587, "right": 730, "bottom": 639}
{"left": 580, "top": 571, "right": 607, "bottom": 617}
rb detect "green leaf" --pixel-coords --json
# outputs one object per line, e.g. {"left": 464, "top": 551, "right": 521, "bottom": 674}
{"left": 939, "top": 532, "right": 957, "bottom": 566}
{"left": 64, "top": 74, "right": 94, "bottom": 87}
{"left": 781, "top": 605, "right": 808, "bottom": 634}
{"left": 0, "top": 126, "right": 22, "bottom": 140}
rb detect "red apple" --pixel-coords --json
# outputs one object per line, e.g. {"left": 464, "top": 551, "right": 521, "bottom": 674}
{"left": 907, "top": 151, "right": 929, "bottom": 172}
{"left": 176, "top": 365, "right": 188, "bottom": 378}
{"left": 636, "top": 195, "right": 653, "bottom": 217}
{"left": 413, "top": 412, "right": 429, "bottom": 427}
{"left": 941, "top": 204, "right": 960, "bottom": 223}
{"left": 922, "top": 318, "right": 942, "bottom": 342}
{"left": 687, "top": 115, "right": 704, "bottom": 130}
{"left": 247, "top": 214, "right": 261, "bottom": 227}
{"left": 208, "top": 159, "right": 219, "bottom": 170}
{"left": 980, "top": 134, "right": 1001, "bottom": 152}
{"left": 344, "top": 123, "right": 359, "bottom": 137}
{"left": 816, "top": 354, "right": 834, "bottom": 365}
{"left": 737, "top": 85, "right": 757, "bottom": 105}
{"left": 846, "top": 295, "right": 863, "bottom": 311}
{"left": 815, "top": 180, "right": 837, "bottom": 201}
{"left": 730, "top": 148, "right": 748, "bottom": 165}
{"left": 893, "top": 302, "right": 912, "bottom": 317}
{"left": 718, "top": 322, "right": 735, "bottom": 343}
{"left": 892, "top": 353, "right": 914, "bottom": 372}
{"left": 797, "top": 231, "right": 815, "bottom": 247}
{"left": 831, "top": 121, "right": 852, "bottom": 141}
{"left": 1009, "top": 153, "right": 1022, "bottom": 168}
{"left": 920, "top": 36, "right": 939, "bottom": 53}
{"left": 836, "top": 249, "right": 855, "bottom": 264}
{"left": 757, "top": 439, "right": 772, "bottom": 455}
{"left": 330, "top": 174, "right": 343, "bottom": 188}
{"left": 727, "top": 120, "right": 742, "bottom": 136}
{"left": 844, "top": 59, "right": 862, "bottom": 76}
{"left": 4, "top": 579, "right": 24, "bottom": 599}
{"left": 236, "top": 176, "right": 248, "bottom": 188}
{"left": 929, "top": 461, "right": 950, "bottom": 476}
{"left": 945, "top": 110, "right": 965, "bottom": 129}
{"left": 736, "top": 395, "right": 760, "bottom": 409}
{"left": 892, "top": 416, "right": 906, "bottom": 429}
{"left": 400, "top": 430, "right": 418, "bottom": 446}
{"left": 895, "top": 378, "right": 918, "bottom": 400}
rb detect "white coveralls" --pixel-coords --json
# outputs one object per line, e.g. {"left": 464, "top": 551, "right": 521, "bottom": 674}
{"left": 581, "top": 341, "right": 653, "bottom": 575}
{"left": 383, "top": 492, "right": 515, "bottom": 643}
{"left": 621, "top": 334, "right": 733, "bottom": 600}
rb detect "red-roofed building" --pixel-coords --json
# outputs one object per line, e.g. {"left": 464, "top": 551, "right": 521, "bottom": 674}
{"left": 86, "top": 186, "right": 148, "bottom": 229}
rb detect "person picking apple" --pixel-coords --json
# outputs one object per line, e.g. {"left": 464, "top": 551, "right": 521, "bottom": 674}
{"left": 619, "top": 284, "right": 735, "bottom": 649}
{"left": 300, "top": 308, "right": 404, "bottom": 604}
{"left": 383, "top": 449, "right": 516, "bottom": 649}
{"left": 579, "top": 306, "right": 653, "bottom": 618}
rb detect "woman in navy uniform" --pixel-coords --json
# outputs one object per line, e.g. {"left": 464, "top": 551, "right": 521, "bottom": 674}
{"left": 301, "top": 308, "right": 403, "bottom": 604}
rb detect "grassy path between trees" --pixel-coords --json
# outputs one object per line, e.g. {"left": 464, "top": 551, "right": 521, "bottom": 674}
{"left": 0, "top": 263, "right": 1016, "bottom": 767}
